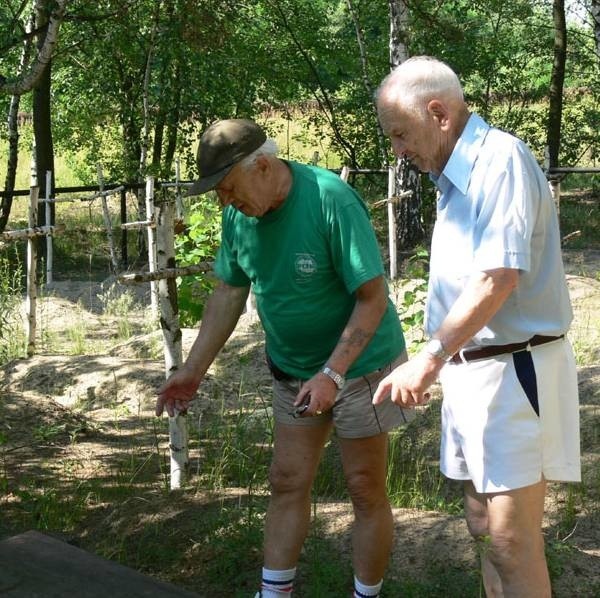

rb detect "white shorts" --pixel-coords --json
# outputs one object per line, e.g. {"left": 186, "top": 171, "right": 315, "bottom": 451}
{"left": 439, "top": 337, "right": 581, "bottom": 493}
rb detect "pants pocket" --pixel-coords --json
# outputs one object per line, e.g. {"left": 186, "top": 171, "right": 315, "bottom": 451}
{"left": 512, "top": 350, "right": 539, "bottom": 416}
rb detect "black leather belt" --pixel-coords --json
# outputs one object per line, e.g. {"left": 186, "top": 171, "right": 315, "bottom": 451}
{"left": 449, "top": 334, "right": 565, "bottom": 364}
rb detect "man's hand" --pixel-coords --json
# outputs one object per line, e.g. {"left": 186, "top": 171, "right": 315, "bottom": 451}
{"left": 293, "top": 372, "right": 339, "bottom": 417}
{"left": 372, "top": 352, "right": 442, "bottom": 407}
{"left": 156, "top": 366, "right": 202, "bottom": 417}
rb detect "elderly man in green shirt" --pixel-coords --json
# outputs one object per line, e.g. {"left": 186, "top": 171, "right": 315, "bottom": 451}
{"left": 156, "top": 119, "right": 412, "bottom": 598}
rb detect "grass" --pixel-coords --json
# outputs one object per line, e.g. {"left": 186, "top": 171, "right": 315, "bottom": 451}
{"left": 0, "top": 135, "right": 86, "bottom": 190}
{"left": 0, "top": 248, "right": 26, "bottom": 362}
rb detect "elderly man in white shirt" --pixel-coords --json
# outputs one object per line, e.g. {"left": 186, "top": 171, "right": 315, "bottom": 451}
{"left": 373, "top": 56, "right": 580, "bottom": 598}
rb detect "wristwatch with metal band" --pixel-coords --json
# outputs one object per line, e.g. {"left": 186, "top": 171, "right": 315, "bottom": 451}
{"left": 321, "top": 366, "right": 345, "bottom": 390}
{"left": 424, "top": 338, "right": 453, "bottom": 362}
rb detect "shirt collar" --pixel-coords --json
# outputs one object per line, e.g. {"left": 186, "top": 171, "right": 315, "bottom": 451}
{"left": 434, "top": 113, "right": 490, "bottom": 196}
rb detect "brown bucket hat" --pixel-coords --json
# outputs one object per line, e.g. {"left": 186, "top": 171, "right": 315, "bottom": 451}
{"left": 187, "top": 118, "right": 267, "bottom": 196}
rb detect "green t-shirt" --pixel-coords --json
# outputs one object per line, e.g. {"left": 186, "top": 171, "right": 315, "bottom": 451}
{"left": 214, "top": 161, "right": 405, "bottom": 379}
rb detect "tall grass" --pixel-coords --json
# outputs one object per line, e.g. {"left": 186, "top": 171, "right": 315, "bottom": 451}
{"left": 0, "top": 247, "right": 25, "bottom": 363}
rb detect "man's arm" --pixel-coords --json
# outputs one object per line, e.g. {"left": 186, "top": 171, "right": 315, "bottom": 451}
{"left": 296, "top": 274, "right": 388, "bottom": 415}
{"left": 156, "top": 280, "right": 250, "bottom": 416}
{"left": 373, "top": 267, "right": 519, "bottom": 407}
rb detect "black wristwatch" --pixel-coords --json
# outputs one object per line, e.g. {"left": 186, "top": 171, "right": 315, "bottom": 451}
{"left": 321, "top": 366, "right": 345, "bottom": 390}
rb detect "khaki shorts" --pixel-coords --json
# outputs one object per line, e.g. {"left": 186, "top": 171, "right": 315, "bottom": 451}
{"left": 271, "top": 352, "right": 414, "bottom": 439}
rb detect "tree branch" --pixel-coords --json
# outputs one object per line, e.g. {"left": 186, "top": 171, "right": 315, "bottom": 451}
{"left": 0, "top": 0, "right": 69, "bottom": 96}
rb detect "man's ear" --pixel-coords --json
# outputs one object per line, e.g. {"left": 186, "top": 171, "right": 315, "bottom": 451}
{"left": 427, "top": 99, "right": 450, "bottom": 130}
{"left": 255, "top": 154, "right": 270, "bottom": 174}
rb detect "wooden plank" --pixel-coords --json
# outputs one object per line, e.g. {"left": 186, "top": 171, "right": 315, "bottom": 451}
{"left": 0, "top": 531, "right": 200, "bottom": 597}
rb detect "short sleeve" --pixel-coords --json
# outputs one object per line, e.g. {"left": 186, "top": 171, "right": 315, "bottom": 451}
{"left": 214, "top": 211, "right": 251, "bottom": 287}
{"left": 472, "top": 141, "right": 540, "bottom": 273}
{"left": 326, "top": 190, "right": 385, "bottom": 293}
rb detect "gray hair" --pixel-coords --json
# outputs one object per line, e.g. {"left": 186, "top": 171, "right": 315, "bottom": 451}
{"left": 240, "top": 138, "right": 279, "bottom": 169}
{"left": 376, "top": 56, "right": 464, "bottom": 117}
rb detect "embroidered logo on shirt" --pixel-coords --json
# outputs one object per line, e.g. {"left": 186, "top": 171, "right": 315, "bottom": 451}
{"left": 295, "top": 253, "right": 317, "bottom": 278}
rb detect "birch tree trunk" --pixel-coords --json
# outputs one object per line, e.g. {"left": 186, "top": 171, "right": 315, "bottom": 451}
{"left": 145, "top": 177, "right": 159, "bottom": 318}
{"left": 97, "top": 164, "right": 119, "bottom": 272}
{"left": 1, "top": 11, "right": 35, "bottom": 233}
{"left": 547, "top": 0, "right": 567, "bottom": 169}
{"left": 0, "top": 0, "right": 68, "bottom": 96}
{"left": 33, "top": 0, "right": 56, "bottom": 236}
{"left": 345, "top": 0, "right": 388, "bottom": 167}
{"left": 547, "top": 0, "right": 567, "bottom": 217}
{"left": 139, "top": 7, "right": 159, "bottom": 178}
{"left": 156, "top": 195, "right": 188, "bottom": 490}
{"left": 26, "top": 160, "right": 39, "bottom": 357}
{"left": 388, "top": 0, "right": 424, "bottom": 255}
{"left": 591, "top": 0, "right": 600, "bottom": 61}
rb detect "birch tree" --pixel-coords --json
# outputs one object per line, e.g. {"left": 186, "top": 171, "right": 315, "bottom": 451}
{"left": 546, "top": 0, "right": 567, "bottom": 170}
{"left": 388, "top": 0, "right": 424, "bottom": 252}
{"left": 0, "top": 0, "right": 68, "bottom": 96}
{"left": 345, "top": 0, "right": 388, "bottom": 167}
{"left": 1, "top": 11, "right": 35, "bottom": 233}
{"left": 592, "top": 0, "right": 600, "bottom": 56}
{"left": 1, "top": 0, "right": 68, "bottom": 233}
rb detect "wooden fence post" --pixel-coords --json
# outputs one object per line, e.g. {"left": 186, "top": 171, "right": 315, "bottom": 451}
{"left": 44, "top": 170, "right": 53, "bottom": 286}
{"left": 26, "top": 168, "right": 39, "bottom": 357}
{"left": 97, "top": 164, "right": 120, "bottom": 272}
{"left": 156, "top": 194, "right": 189, "bottom": 489}
{"left": 387, "top": 165, "right": 398, "bottom": 280}
{"left": 175, "top": 158, "right": 184, "bottom": 220}
{"left": 145, "top": 176, "right": 159, "bottom": 318}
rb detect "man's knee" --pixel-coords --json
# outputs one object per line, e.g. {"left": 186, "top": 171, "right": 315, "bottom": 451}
{"left": 486, "top": 525, "right": 543, "bottom": 573}
{"left": 346, "top": 470, "right": 388, "bottom": 514}
{"left": 268, "top": 461, "right": 312, "bottom": 496}
{"left": 465, "top": 508, "right": 489, "bottom": 539}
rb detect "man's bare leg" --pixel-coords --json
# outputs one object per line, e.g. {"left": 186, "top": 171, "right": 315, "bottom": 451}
{"left": 263, "top": 421, "right": 332, "bottom": 569}
{"left": 339, "top": 432, "right": 393, "bottom": 585}
{"left": 464, "top": 479, "right": 550, "bottom": 598}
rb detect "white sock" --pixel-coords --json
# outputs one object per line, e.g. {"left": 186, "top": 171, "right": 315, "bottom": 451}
{"left": 353, "top": 575, "right": 383, "bottom": 598}
{"left": 260, "top": 566, "right": 296, "bottom": 597}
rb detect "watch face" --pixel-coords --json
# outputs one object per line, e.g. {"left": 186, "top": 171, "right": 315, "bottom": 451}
{"left": 426, "top": 339, "right": 450, "bottom": 360}
{"left": 427, "top": 339, "right": 442, "bottom": 354}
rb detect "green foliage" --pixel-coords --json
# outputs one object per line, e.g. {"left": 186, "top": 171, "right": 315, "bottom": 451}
{"left": 0, "top": 248, "right": 25, "bottom": 365}
{"left": 175, "top": 198, "right": 221, "bottom": 326}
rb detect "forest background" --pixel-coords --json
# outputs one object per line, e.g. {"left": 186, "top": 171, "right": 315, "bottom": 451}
{"left": 0, "top": 1, "right": 599, "bottom": 597}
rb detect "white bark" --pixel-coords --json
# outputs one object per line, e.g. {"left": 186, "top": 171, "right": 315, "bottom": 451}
{"left": 0, "top": 0, "right": 69, "bottom": 96}
{"left": 592, "top": 0, "right": 600, "bottom": 57}
{"left": 145, "top": 177, "right": 159, "bottom": 317}
{"left": 97, "top": 164, "right": 119, "bottom": 272}
{"left": 26, "top": 177, "right": 39, "bottom": 357}
{"left": 139, "top": 20, "right": 158, "bottom": 177}
{"left": 387, "top": 166, "right": 397, "bottom": 279}
{"left": 346, "top": 0, "right": 388, "bottom": 166}
{"left": 156, "top": 197, "right": 188, "bottom": 489}
{"left": 1, "top": 224, "right": 64, "bottom": 241}
{"left": 117, "top": 262, "right": 213, "bottom": 284}
{"left": 44, "top": 170, "right": 53, "bottom": 285}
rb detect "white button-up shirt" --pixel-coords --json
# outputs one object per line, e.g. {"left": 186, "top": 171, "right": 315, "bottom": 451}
{"left": 426, "top": 113, "right": 572, "bottom": 346}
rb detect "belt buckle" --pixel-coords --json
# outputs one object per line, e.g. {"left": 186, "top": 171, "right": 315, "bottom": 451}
{"left": 455, "top": 348, "right": 469, "bottom": 364}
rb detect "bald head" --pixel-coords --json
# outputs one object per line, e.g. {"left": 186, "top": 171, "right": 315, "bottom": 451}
{"left": 376, "top": 56, "right": 465, "bottom": 121}
{"left": 375, "top": 56, "right": 470, "bottom": 175}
